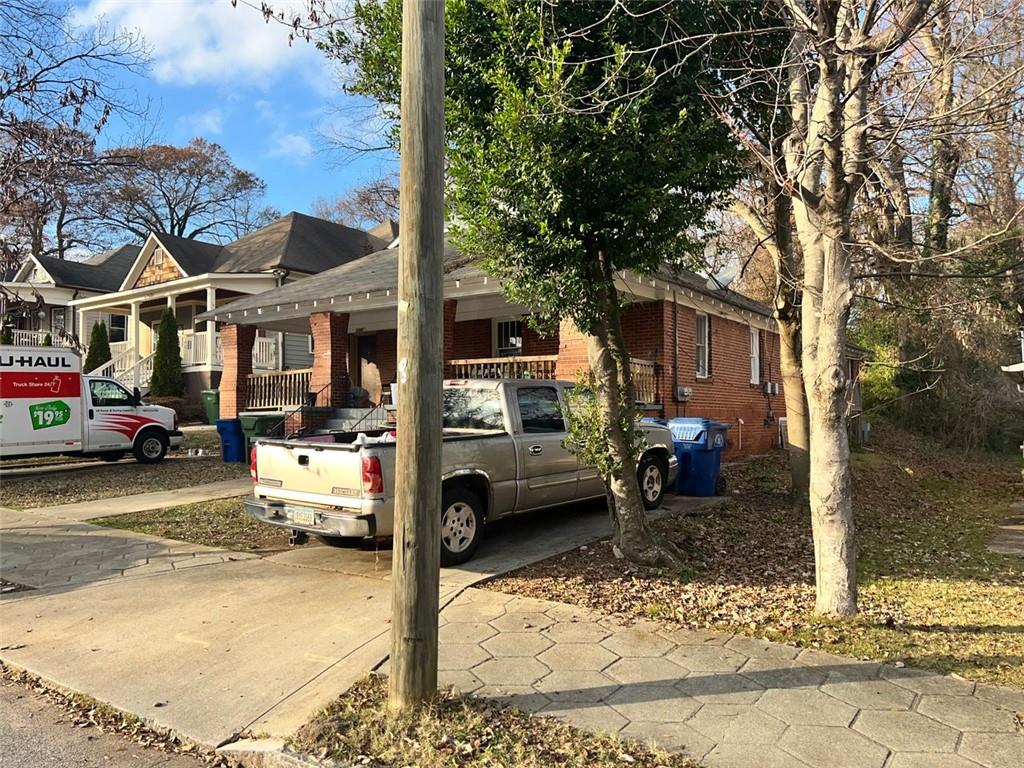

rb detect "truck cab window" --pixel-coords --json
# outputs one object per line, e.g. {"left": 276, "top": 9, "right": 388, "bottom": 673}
{"left": 516, "top": 386, "right": 564, "bottom": 433}
{"left": 443, "top": 387, "right": 504, "bottom": 430}
{"left": 90, "top": 380, "right": 134, "bottom": 407}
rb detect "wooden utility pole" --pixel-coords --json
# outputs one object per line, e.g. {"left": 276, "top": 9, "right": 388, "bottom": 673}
{"left": 389, "top": 0, "right": 445, "bottom": 710}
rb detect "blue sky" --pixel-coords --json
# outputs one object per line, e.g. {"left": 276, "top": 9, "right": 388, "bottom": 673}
{"left": 73, "top": 0, "right": 396, "bottom": 220}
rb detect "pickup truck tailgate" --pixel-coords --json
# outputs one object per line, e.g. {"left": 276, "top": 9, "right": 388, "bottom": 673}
{"left": 254, "top": 439, "right": 365, "bottom": 507}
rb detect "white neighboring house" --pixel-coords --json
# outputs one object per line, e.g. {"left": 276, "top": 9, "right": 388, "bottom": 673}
{"left": 1, "top": 245, "right": 140, "bottom": 348}
{"left": 63, "top": 212, "right": 394, "bottom": 399}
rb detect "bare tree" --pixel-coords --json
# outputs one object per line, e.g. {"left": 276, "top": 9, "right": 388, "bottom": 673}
{"left": 79, "top": 138, "right": 279, "bottom": 244}
{"left": 312, "top": 175, "right": 399, "bottom": 228}
{"left": 0, "top": 0, "right": 145, "bottom": 268}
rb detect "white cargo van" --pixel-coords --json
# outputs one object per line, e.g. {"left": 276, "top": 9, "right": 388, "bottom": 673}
{"left": 0, "top": 345, "right": 182, "bottom": 463}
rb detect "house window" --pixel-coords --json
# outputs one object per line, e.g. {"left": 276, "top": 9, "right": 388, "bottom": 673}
{"left": 495, "top": 319, "right": 523, "bottom": 357}
{"left": 750, "top": 328, "right": 761, "bottom": 385}
{"left": 152, "top": 248, "right": 164, "bottom": 266}
{"left": 108, "top": 315, "right": 127, "bottom": 343}
{"left": 51, "top": 307, "right": 66, "bottom": 331}
{"left": 695, "top": 313, "right": 710, "bottom": 378}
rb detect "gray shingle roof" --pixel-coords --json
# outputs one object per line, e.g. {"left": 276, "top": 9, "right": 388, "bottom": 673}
{"left": 34, "top": 245, "right": 140, "bottom": 292}
{"left": 149, "top": 233, "right": 224, "bottom": 276}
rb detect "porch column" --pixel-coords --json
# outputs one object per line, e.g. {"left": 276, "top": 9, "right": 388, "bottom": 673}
{"left": 205, "top": 287, "right": 216, "bottom": 367}
{"left": 309, "top": 311, "right": 349, "bottom": 407}
{"left": 442, "top": 299, "right": 457, "bottom": 367}
{"left": 554, "top": 317, "right": 590, "bottom": 383}
{"left": 129, "top": 301, "right": 141, "bottom": 353}
{"left": 166, "top": 294, "right": 176, "bottom": 312}
{"left": 76, "top": 309, "right": 87, "bottom": 346}
{"left": 219, "top": 324, "right": 256, "bottom": 419}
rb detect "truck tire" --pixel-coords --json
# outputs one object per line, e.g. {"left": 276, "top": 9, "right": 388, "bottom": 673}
{"left": 637, "top": 453, "right": 667, "bottom": 510}
{"left": 440, "top": 487, "right": 484, "bottom": 566}
{"left": 134, "top": 429, "right": 169, "bottom": 464}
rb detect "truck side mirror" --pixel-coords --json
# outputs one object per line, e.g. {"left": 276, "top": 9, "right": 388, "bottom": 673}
{"left": 133, "top": 386, "right": 143, "bottom": 405}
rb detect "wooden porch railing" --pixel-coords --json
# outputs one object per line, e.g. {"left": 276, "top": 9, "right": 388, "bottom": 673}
{"left": 446, "top": 355, "right": 558, "bottom": 380}
{"left": 247, "top": 368, "right": 312, "bottom": 409}
{"left": 630, "top": 358, "right": 658, "bottom": 404}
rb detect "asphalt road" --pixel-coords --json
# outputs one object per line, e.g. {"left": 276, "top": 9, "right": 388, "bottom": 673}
{"left": 0, "top": 680, "right": 204, "bottom": 768}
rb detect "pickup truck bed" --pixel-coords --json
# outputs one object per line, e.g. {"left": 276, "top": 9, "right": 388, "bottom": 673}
{"left": 247, "top": 379, "right": 677, "bottom": 564}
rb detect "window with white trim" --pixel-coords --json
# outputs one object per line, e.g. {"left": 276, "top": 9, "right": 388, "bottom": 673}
{"left": 750, "top": 328, "right": 761, "bottom": 385}
{"left": 152, "top": 248, "right": 164, "bottom": 266}
{"left": 495, "top": 319, "right": 523, "bottom": 357}
{"left": 695, "top": 313, "right": 710, "bottom": 378}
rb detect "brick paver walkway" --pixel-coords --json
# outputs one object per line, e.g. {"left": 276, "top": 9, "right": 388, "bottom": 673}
{"left": 419, "top": 588, "right": 1024, "bottom": 768}
{"left": 0, "top": 507, "right": 256, "bottom": 590}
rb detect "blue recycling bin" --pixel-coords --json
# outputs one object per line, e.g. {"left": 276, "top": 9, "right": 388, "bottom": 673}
{"left": 668, "top": 417, "right": 730, "bottom": 496}
{"left": 216, "top": 418, "right": 246, "bottom": 463}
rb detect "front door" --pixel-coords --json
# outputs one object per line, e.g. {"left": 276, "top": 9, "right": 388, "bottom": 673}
{"left": 513, "top": 384, "right": 578, "bottom": 509}
{"left": 357, "top": 334, "right": 382, "bottom": 405}
{"left": 85, "top": 379, "right": 138, "bottom": 452}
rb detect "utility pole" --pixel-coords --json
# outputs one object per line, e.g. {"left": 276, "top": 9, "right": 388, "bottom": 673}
{"left": 389, "top": 0, "right": 445, "bottom": 710}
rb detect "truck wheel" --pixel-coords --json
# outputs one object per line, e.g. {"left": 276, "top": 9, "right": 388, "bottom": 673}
{"left": 99, "top": 451, "right": 125, "bottom": 462}
{"left": 134, "top": 430, "right": 169, "bottom": 464}
{"left": 440, "top": 487, "right": 484, "bottom": 567}
{"left": 637, "top": 453, "right": 667, "bottom": 510}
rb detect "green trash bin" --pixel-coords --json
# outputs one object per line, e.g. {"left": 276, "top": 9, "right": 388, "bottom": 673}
{"left": 201, "top": 389, "right": 220, "bottom": 425}
{"left": 240, "top": 412, "right": 285, "bottom": 454}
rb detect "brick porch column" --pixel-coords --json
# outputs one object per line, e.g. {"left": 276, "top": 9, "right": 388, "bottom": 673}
{"left": 309, "top": 311, "right": 350, "bottom": 407}
{"left": 219, "top": 324, "right": 256, "bottom": 419}
{"left": 442, "top": 299, "right": 458, "bottom": 369}
{"left": 554, "top": 318, "right": 590, "bottom": 383}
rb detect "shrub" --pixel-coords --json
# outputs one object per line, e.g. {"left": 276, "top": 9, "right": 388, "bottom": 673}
{"left": 148, "top": 309, "right": 184, "bottom": 397}
{"left": 0, "top": 326, "right": 12, "bottom": 345}
{"left": 83, "top": 321, "right": 111, "bottom": 372}
{"left": 42, "top": 333, "right": 52, "bottom": 346}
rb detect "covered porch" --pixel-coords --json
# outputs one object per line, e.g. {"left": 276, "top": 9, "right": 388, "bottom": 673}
{"left": 197, "top": 249, "right": 662, "bottom": 421}
{"left": 70, "top": 274, "right": 283, "bottom": 388}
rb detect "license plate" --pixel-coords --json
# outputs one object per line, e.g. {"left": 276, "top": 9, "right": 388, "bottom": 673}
{"left": 289, "top": 507, "right": 317, "bottom": 526}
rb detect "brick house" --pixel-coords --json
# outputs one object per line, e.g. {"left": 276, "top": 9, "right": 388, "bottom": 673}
{"left": 200, "top": 232, "right": 864, "bottom": 458}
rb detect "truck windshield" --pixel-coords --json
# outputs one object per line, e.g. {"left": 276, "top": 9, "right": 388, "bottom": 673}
{"left": 443, "top": 387, "right": 504, "bottom": 430}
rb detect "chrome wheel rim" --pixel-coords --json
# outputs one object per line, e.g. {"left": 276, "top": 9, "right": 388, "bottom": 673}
{"left": 142, "top": 437, "right": 163, "bottom": 459}
{"left": 441, "top": 502, "right": 476, "bottom": 553}
{"left": 642, "top": 464, "right": 662, "bottom": 502}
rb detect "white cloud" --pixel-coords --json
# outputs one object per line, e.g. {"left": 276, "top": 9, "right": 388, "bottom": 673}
{"left": 267, "top": 131, "right": 314, "bottom": 162}
{"left": 176, "top": 107, "right": 224, "bottom": 136}
{"left": 73, "top": 0, "right": 331, "bottom": 90}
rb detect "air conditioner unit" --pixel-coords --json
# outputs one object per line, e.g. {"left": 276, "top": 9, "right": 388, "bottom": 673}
{"left": 675, "top": 386, "right": 693, "bottom": 402}
{"left": 763, "top": 381, "right": 780, "bottom": 395}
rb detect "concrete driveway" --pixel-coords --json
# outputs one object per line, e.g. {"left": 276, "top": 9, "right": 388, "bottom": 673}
{"left": 0, "top": 493, "right": 717, "bottom": 748}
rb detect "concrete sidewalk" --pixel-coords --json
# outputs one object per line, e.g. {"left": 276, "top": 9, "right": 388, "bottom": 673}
{"left": 17, "top": 478, "right": 252, "bottom": 521}
{"left": 425, "top": 589, "right": 1024, "bottom": 768}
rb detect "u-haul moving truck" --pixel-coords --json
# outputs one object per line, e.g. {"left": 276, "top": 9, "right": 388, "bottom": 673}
{"left": 0, "top": 346, "right": 182, "bottom": 463}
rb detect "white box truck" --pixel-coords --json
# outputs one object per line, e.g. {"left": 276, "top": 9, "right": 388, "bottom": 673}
{"left": 0, "top": 345, "right": 182, "bottom": 463}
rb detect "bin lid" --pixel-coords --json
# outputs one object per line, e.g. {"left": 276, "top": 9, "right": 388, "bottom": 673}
{"left": 668, "top": 417, "right": 710, "bottom": 443}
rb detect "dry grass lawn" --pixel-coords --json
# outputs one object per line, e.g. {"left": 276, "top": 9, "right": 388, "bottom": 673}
{"left": 487, "top": 425, "right": 1024, "bottom": 688}
{"left": 293, "top": 675, "right": 695, "bottom": 768}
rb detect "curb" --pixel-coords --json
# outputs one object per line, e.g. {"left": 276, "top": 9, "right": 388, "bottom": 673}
{"left": 220, "top": 739, "right": 343, "bottom": 768}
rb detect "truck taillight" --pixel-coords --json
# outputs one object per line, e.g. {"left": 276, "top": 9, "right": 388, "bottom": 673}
{"left": 362, "top": 455, "right": 383, "bottom": 496}
{"left": 250, "top": 446, "right": 258, "bottom": 482}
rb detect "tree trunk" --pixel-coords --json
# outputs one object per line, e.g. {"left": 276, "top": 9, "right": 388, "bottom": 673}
{"left": 586, "top": 247, "right": 682, "bottom": 568}
{"left": 777, "top": 314, "right": 810, "bottom": 510}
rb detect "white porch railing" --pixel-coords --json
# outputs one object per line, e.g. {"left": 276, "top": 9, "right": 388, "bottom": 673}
{"left": 177, "top": 330, "right": 276, "bottom": 369}
{"left": 9, "top": 329, "right": 72, "bottom": 347}
{"left": 247, "top": 368, "right": 312, "bottom": 409}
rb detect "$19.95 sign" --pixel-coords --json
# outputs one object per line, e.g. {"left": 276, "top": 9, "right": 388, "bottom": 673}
{"left": 28, "top": 400, "right": 72, "bottom": 430}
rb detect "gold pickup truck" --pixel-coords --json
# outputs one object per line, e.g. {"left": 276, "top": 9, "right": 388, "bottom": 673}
{"left": 245, "top": 379, "right": 677, "bottom": 565}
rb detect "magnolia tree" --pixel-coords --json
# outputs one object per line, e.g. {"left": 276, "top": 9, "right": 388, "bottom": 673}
{"left": 327, "top": 0, "right": 765, "bottom": 566}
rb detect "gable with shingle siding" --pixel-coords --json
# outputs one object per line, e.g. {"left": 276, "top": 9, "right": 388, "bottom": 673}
{"left": 133, "top": 247, "right": 186, "bottom": 288}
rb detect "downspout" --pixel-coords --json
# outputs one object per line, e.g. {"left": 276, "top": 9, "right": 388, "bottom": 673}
{"left": 672, "top": 290, "right": 679, "bottom": 406}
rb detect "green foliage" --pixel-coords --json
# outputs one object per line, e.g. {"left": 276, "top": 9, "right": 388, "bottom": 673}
{"left": 331, "top": 0, "right": 748, "bottom": 334}
{"left": 42, "top": 333, "right": 52, "bottom": 346}
{"left": 562, "top": 371, "right": 646, "bottom": 480}
{"left": 83, "top": 321, "right": 111, "bottom": 372}
{"left": 0, "top": 326, "right": 12, "bottom": 345}
{"left": 148, "top": 309, "right": 184, "bottom": 397}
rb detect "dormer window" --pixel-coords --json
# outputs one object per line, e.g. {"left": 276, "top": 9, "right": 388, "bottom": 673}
{"left": 152, "top": 248, "right": 164, "bottom": 266}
